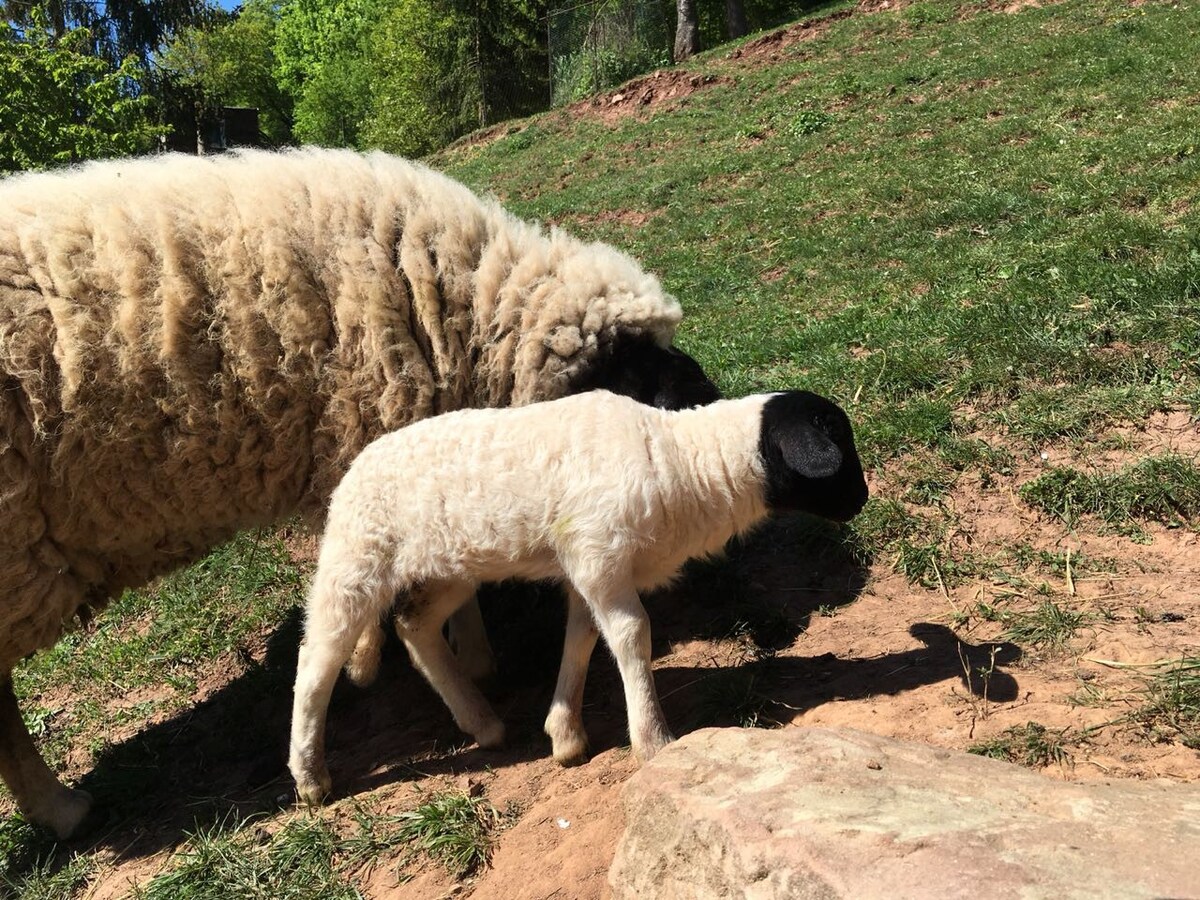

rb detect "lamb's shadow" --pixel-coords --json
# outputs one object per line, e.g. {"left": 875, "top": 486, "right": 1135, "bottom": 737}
{"left": 64, "top": 513, "right": 1019, "bottom": 867}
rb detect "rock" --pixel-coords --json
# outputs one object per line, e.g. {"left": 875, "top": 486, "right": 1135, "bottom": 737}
{"left": 609, "top": 727, "right": 1200, "bottom": 899}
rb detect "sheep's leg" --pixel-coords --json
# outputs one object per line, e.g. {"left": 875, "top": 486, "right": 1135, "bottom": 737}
{"left": 289, "top": 572, "right": 392, "bottom": 806}
{"left": 0, "top": 676, "right": 92, "bottom": 839}
{"left": 544, "top": 586, "right": 599, "bottom": 766}
{"left": 446, "top": 597, "right": 497, "bottom": 683}
{"left": 397, "top": 582, "right": 505, "bottom": 750}
{"left": 573, "top": 578, "right": 673, "bottom": 762}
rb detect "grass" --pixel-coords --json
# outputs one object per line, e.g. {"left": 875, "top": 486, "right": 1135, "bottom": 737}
{"left": 1131, "top": 658, "right": 1200, "bottom": 749}
{"left": 128, "top": 791, "right": 501, "bottom": 899}
{"left": 390, "top": 790, "right": 502, "bottom": 877}
{"left": 5, "top": 0, "right": 1200, "bottom": 891}
{"left": 968, "top": 721, "right": 1075, "bottom": 768}
{"left": 1020, "top": 454, "right": 1200, "bottom": 532}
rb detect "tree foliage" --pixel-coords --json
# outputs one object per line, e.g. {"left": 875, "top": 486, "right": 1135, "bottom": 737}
{"left": 0, "top": 15, "right": 166, "bottom": 172}
{"left": 159, "top": 0, "right": 294, "bottom": 145}
{"left": 274, "top": 0, "right": 374, "bottom": 145}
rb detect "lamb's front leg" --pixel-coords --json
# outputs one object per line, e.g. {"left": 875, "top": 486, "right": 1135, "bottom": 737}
{"left": 544, "top": 585, "right": 600, "bottom": 765}
{"left": 572, "top": 576, "right": 673, "bottom": 762}
{"left": 0, "top": 676, "right": 92, "bottom": 838}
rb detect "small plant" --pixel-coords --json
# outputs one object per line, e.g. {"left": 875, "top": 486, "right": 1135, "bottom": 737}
{"left": 1000, "top": 599, "right": 1090, "bottom": 650}
{"left": 787, "top": 107, "right": 834, "bottom": 137}
{"left": 1020, "top": 454, "right": 1200, "bottom": 531}
{"left": 969, "top": 722, "right": 1074, "bottom": 768}
{"left": 1131, "top": 658, "right": 1200, "bottom": 749}
{"left": 394, "top": 790, "right": 501, "bottom": 877}
{"left": 695, "top": 668, "right": 782, "bottom": 730}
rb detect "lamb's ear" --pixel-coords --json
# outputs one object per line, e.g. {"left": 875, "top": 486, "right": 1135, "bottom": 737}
{"left": 775, "top": 421, "right": 844, "bottom": 480}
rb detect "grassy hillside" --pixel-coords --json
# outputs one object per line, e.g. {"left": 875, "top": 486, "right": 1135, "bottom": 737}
{"left": 5, "top": 0, "right": 1199, "bottom": 896}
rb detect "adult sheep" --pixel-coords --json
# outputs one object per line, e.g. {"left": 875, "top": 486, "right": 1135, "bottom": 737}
{"left": 0, "top": 147, "right": 719, "bottom": 838}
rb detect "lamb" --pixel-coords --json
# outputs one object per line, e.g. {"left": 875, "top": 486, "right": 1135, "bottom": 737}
{"left": 0, "top": 147, "right": 719, "bottom": 837}
{"left": 288, "top": 388, "right": 868, "bottom": 805}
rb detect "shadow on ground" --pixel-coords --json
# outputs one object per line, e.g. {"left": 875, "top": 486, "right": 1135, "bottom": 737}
{"left": 34, "top": 513, "right": 1018, "bottom": 877}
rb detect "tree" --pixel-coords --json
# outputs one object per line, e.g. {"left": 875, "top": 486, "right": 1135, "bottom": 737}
{"left": 725, "top": 0, "right": 746, "bottom": 40}
{"left": 0, "top": 16, "right": 166, "bottom": 172}
{"left": 2, "top": 0, "right": 212, "bottom": 68}
{"left": 159, "top": 0, "right": 294, "bottom": 145}
{"left": 673, "top": 0, "right": 699, "bottom": 62}
{"left": 363, "top": 0, "right": 545, "bottom": 155}
{"left": 273, "top": 0, "right": 374, "bottom": 146}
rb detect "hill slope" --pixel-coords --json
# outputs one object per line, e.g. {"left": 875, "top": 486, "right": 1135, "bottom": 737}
{"left": 5, "top": 1, "right": 1199, "bottom": 896}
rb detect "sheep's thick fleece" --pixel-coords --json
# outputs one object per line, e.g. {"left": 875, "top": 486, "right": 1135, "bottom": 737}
{"left": 0, "top": 148, "right": 689, "bottom": 836}
{"left": 289, "top": 389, "right": 868, "bottom": 804}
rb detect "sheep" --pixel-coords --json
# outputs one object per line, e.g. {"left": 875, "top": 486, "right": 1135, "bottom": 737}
{"left": 0, "top": 147, "right": 719, "bottom": 838}
{"left": 288, "top": 388, "right": 868, "bottom": 805}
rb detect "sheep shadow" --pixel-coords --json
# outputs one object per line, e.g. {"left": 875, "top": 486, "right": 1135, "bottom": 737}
{"left": 44, "top": 513, "right": 1017, "bottom": 873}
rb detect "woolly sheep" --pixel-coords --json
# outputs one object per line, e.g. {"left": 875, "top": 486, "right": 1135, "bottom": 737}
{"left": 0, "top": 148, "right": 719, "bottom": 837}
{"left": 288, "top": 389, "right": 868, "bottom": 805}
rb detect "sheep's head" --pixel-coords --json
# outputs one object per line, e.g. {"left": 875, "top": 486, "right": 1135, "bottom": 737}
{"left": 758, "top": 391, "right": 869, "bottom": 522}
{"left": 570, "top": 334, "right": 720, "bottom": 410}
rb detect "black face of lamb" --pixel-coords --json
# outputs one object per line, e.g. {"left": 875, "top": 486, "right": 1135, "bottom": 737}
{"left": 570, "top": 335, "right": 721, "bottom": 410}
{"left": 758, "top": 391, "right": 869, "bottom": 522}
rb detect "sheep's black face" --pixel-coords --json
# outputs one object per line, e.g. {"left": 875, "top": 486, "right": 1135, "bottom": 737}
{"left": 570, "top": 335, "right": 721, "bottom": 410}
{"left": 758, "top": 391, "right": 869, "bottom": 522}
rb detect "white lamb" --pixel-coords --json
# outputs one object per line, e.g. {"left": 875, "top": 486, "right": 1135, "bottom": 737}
{"left": 288, "top": 389, "right": 868, "bottom": 804}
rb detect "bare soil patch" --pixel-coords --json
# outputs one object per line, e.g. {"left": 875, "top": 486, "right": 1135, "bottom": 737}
{"left": 568, "top": 71, "right": 736, "bottom": 126}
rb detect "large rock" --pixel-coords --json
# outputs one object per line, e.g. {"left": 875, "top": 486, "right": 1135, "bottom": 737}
{"left": 609, "top": 727, "right": 1200, "bottom": 899}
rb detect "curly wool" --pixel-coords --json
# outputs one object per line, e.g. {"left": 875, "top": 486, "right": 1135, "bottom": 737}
{"left": 0, "top": 148, "right": 683, "bottom": 672}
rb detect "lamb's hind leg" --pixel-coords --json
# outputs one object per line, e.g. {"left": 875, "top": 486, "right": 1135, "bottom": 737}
{"left": 396, "top": 581, "right": 505, "bottom": 750}
{"left": 289, "top": 569, "right": 392, "bottom": 806}
{"left": 0, "top": 675, "right": 92, "bottom": 839}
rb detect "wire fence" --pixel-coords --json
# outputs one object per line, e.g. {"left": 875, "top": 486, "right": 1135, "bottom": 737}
{"left": 547, "top": 0, "right": 673, "bottom": 106}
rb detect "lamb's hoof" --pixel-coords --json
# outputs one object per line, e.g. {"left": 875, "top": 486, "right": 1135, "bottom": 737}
{"left": 633, "top": 730, "right": 675, "bottom": 764}
{"left": 474, "top": 719, "right": 506, "bottom": 751}
{"left": 551, "top": 735, "right": 590, "bottom": 768}
{"left": 545, "top": 711, "right": 590, "bottom": 766}
{"left": 31, "top": 786, "right": 93, "bottom": 840}
{"left": 293, "top": 769, "right": 333, "bottom": 807}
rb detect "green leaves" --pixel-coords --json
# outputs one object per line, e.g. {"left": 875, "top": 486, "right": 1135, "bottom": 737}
{"left": 0, "top": 19, "right": 165, "bottom": 172}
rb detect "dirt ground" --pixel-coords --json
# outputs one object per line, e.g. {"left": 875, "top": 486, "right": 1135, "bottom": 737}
{"left": 21, "top": 406, "right": 1194, "bottom": 899}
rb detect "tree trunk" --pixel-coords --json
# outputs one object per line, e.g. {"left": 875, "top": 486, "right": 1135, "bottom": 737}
{"left": 725, "top": 0, "right": 748, "bottom": 39}
{"left": 673, "top": 0, "right": 700, "bottom": 63}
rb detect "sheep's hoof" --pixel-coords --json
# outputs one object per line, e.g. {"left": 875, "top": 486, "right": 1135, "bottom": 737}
{"left": 31, "top": 786, "right": 93, "bottom": 840}
{"left": 544, "top": 711, "right": 590, "bottom": 766}
{"left": 293, "top": 770, "right": 333, "bottom": 807}
{"left": 551, "top": 736, "right": 590, "bottom": 768}
{"left": 473, "top": 719, "right": 506, "bottom": 750}
{"left": 633, "top": 729, "right": 675, "bottom": 764}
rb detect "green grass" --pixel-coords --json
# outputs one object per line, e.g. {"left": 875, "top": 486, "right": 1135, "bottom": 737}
{"left": 969, "top": 721, "right": 1075, "bottom": 768}
{"left": 1020, "top": 454, "right": 1200, "bottom": 532}
{"left": 11, "top": 531, "right": 306, "bottom": 773}
{"left": 129, "top": 791, "right": 501, "bottom": 899}
{"left": 1132, "top": 658, "right": 1200, "bottom": 749}
{"left": 390, "top": 790, "right": 501, "bottom": 877}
